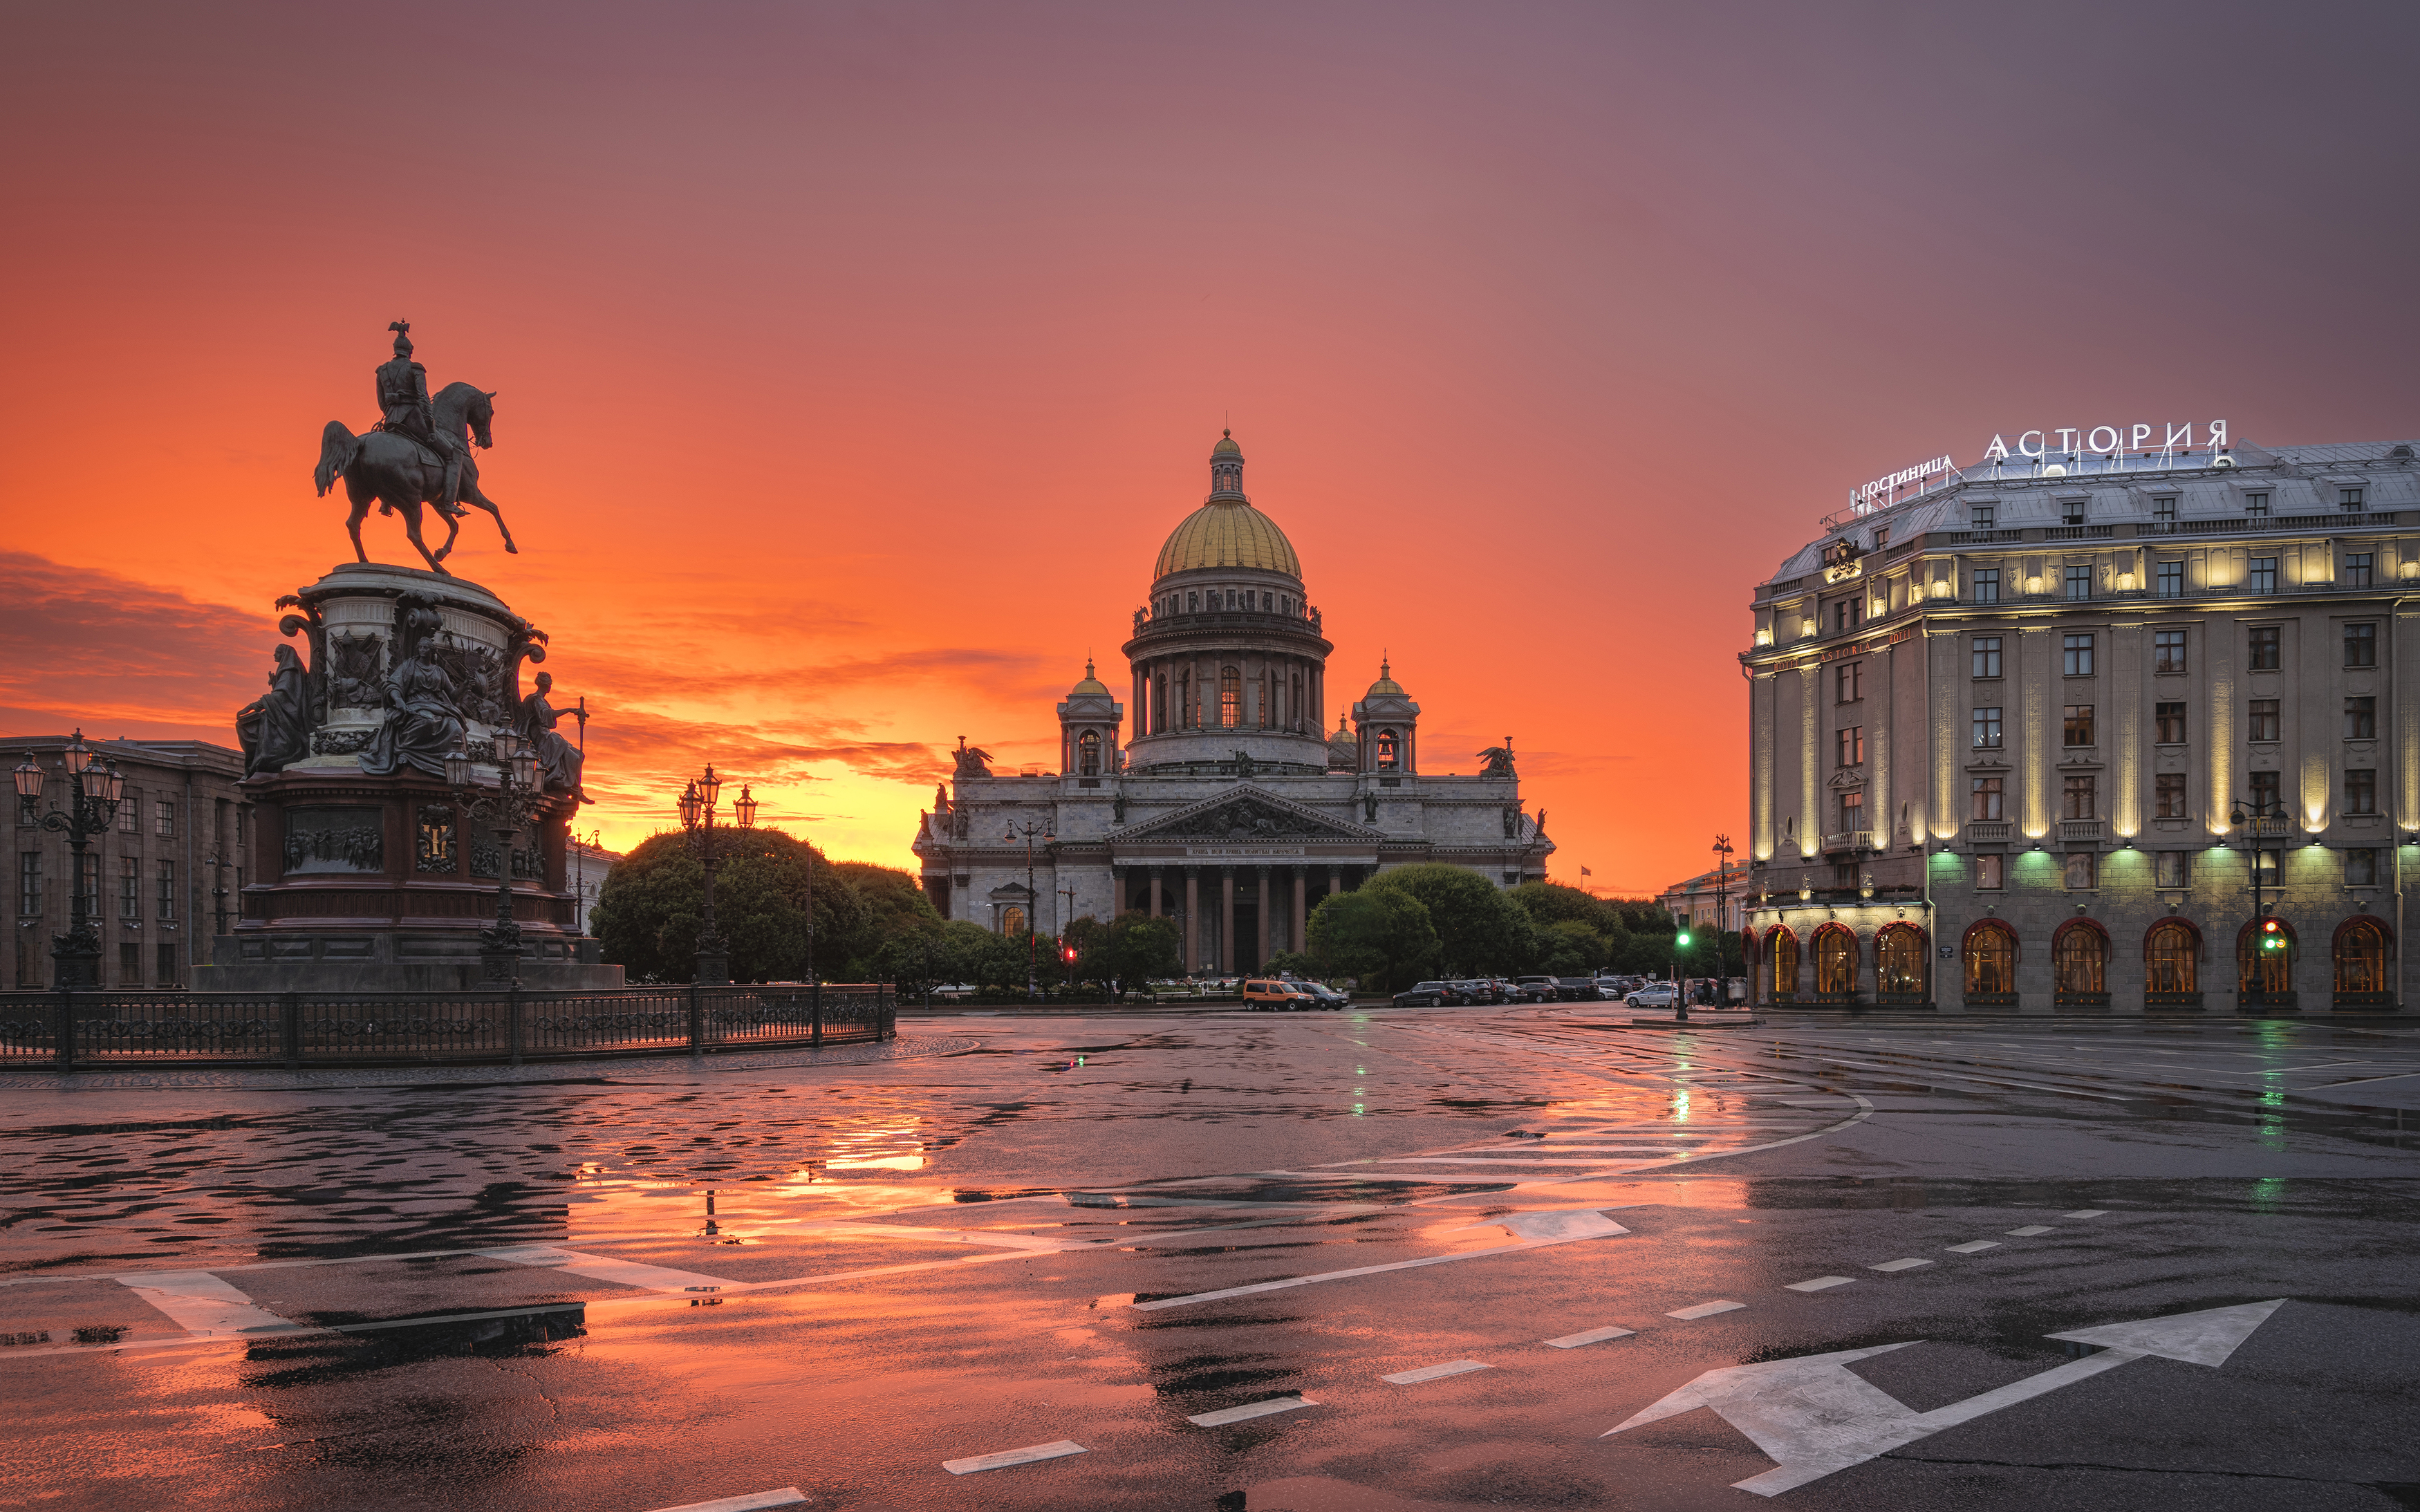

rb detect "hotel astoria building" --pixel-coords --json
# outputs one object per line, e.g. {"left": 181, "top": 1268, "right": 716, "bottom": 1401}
{"left": 1742, "top": 433, "right": 2416, "bottom": 1014}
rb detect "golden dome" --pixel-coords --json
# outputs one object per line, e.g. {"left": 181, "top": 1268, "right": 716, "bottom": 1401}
{"left": 1365, "top": 657, "right": 1404, "bottom": 697}
{"left": 1154, "top": 500, "right": 1301, "bottom": 579}
{"left": 1069, "top": 657, "right": 1111, "bottom": 696}
{"left": 1212, "top": 431, "right": 1242, "bottom": 457}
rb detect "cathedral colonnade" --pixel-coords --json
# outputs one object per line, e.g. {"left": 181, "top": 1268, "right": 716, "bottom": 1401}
{"left": 1107, "top": 860, "right": 1363, "bottom": 974}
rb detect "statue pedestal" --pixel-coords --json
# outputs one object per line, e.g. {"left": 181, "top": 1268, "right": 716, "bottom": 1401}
{"left": 197, "top": 562, "right": 622, "bottom": 995}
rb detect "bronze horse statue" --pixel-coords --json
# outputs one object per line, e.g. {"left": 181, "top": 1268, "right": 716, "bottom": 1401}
{"left": 314, "top": 382, "right": 518, "bottom": 575}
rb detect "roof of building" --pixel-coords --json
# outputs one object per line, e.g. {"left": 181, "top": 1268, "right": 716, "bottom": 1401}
{"left": 1365, "top": 657, "right": 1404, "bottom": 697}
{"left": 1069, "top": 658, "right": 1111, "bottom": 696}
{"left": 1155, "top": 498, "right": 1301, "bottom": 579}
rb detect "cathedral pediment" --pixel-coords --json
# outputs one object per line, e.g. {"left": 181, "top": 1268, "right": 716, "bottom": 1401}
{"left": 1115, "top": 785, "right": 1379, "bottom": 843}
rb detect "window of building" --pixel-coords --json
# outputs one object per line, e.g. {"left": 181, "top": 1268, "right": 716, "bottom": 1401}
{"left": 120, "top": 857, "right": 138, "bottom": 920}
{"left": 1836, "top": 727, "right": 1865, "bottom": 767}
{"left": 2061, "top": 498, "right": 2087, "bottom": 526}
{"left": 1077, "top": 730, "right": 1100, "bottom": 776}
{"left": 2345, "top": 552, "right": 2374, "bottom": 588}
{"left": 1971, "top": 637, "right": 2002, "bottom": 678}
{"left": 2063, "top": 774, "right": 2097, "bottom": 819}
{"left": 1972, "top": 707, "right": 2002, "bottom": 749}
{"left": 1839, "top": 791, "right": 1865, "bottom": 833}
{"left": 2065, "top": 565, "right": 2092, "bottom": 600}
{"left": 1970, "top": 504, "right": 1995, "bottom": 530}
{"left": 2157, "top": 702, "right": 2188, "bottom": 743}
{"left": 2064, "top": 705, "right": 2095, "bottom": 747}
{"left": 2250, "top": 768, "right": 2282, "bottom": 813}
{"left": 155, "top": 860, "right": 174, "bottom": 921}
{"left": 1000, "top": 906, "right": 1026, "bottom": 937}
{"left": 2337, "top": 917, "right": 2390, "bottom": 996}
{"left": 2347, "top": 848, "right": 2380, "bottom": 886}
{"left": 1971, "top": 776, "right": 2003, "bottom": 821}
{"left": 1874, "top": 526, "right": 1890, "bottom": 550}
{"left": 2063, "top": 634, "right": 2094, "bottom": 676}
{"left": 1975, "top": 855, "right": 2004, "bottom": 890}
{"left": 1186, "top": 590, "right": 1199, "bottom": 613}
{"left": 1972, "top": 568, "right": 2000, "bottom": 604}
{"left": 1376, "top": 729, "right": 1399, "bottom": 770}
{"left": 155, "top": 801, "right": 175, "bottom": 839}
{"left": 2248, "top": 557, "right": 2278, "bottom": 594}
{"left": 1178, "top": 670, "right": 1193, "bottom": 728}
{"left": 2244, "top": 491, "right": 2270, "bottom": 517}
{"left": 2346, "top": 768, "right": 2377, "bottom": 814}
{"left": 2239, "top": 917, "right": 2291, "bottom": 993}
{"left": 1832, "top": 598, "right": 1862, "bottom": 635}
{"left": 2248, "top": 626, "right": 2280, "bottom": 669}
{"left": 2248, "top": 700, "right": 2280, "bottom": 743}
{"left": 2152, "top": 495, "right": 2177, "bottom": 522}
{"left": 2347, "top": 697, "right": 2376, "bottom": 740}
{"left": 2154, "top": 629, "right": 2186, "bottom": 673}
{"left": 156, "top": 942, "right": 177, "bottom": 988}
{"left": 117, "top": 796, "right": 138, "bottom": 834}
{"left": 2340, "top": 486, "right": 2366, "bottom": 512}
{"left": 2063, "top": 852, "right": 2098, "bottom": 890}
{"left": 2155, "top": 851, "right": 2190, "bottom": 889}
{"left": 1219, "top": 666, "right": 1240, "bottom": 728}
{"left": 1965, "top": 920, "right": 2017, "bottom": 998}
{"left": 1836, "top": 661, "right": 1862, "bottom": 702}
{"left": 2345, "top": 622, "right": 2376, "bottom": 668}
{"left": 1152, "top": 674, "right": 1166, "bottom": 734}
{"left": 2146, "top": 919, "right": 2197, "bottom": 991}
{"left": 1813, "top": 923, "right": 1858, "bottom": 995}
{"left": 2156, "top": 772, "right": 2187, "bottom": 817}
{"left": 2157, "top": 561, "right": 2183, "bottom": 597}
{"left": 119, "top": 942, "right": 142, "bottom": 986}
{"left": 16, "top": 853, "right": 36, "bottom": 915}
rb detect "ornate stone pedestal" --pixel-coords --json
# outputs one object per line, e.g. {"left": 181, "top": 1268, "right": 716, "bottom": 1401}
{"left": 193, "top": 563, "right": 622, "bottom": 993}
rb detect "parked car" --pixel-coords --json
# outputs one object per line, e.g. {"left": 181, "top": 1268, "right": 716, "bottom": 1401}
{"left": 1625, "top": 982, "right": 1679, "bottom": 1009}
{"left": 1448, "top": 978, "right": 1497, "bottom": 1005}
{"left": 1244, "top": 978, "right": 1319, "bottom": 1011}
{"left": 1299, "top": 983, "right": 1350, "bottom": 1010}
{"left": 1511, "top": 976, "right": 1561, "bottom": 1004}
{"left": 930, "top": 982, "right": 980, "bottom": 1002}
{"left": 1392, "top": 980, "right": 1462, "bottom": 1007}
{"left": 1554, "top": 977, "right": 1608, "bottom": 1001}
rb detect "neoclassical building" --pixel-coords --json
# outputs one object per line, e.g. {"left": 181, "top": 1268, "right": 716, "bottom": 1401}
{"left": 1740, "top": 433, "right": 2415, "bottom": 1014}
{"left": 913, "top": 433, "right": 1552, "bottom": 972}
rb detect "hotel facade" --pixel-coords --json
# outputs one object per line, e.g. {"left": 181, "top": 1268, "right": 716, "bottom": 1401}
{"left": 1741, "top": 433, "right": 2416, "bottom": 1014}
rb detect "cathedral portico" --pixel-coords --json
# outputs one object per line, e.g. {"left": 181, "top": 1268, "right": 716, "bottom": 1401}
{"left": 914, "top": 431, "right": 1552, "bottom": 975}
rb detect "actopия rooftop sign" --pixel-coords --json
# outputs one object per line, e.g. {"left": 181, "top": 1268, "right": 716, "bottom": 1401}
{"left": 1981, "top": 420, "right": 2228, "bottom": 462}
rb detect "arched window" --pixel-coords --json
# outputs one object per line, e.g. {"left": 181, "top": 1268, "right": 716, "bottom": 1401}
{"left": 2146, "top": 920, "right": 2199, "bottom": 996}
{"left": 2334, "top": 917, "right": 2392, "bottom": 1001}
{"left": 1764, "top": 926, "right": 1799, "bottom": 1002}
{"left": 1001, "top": 906, "right": 1027, "bottom": 937}
{"left": 1220, "top": 666, "right": 1241, "bottom": 728}
{"left": 1077, "top": 730, "right": 1100, "bottom": 776}
{"left": 2052, "top": 920, "right": 2109, "bottom": 1000}
{"left": 1877, "top": 924, "right": 1928, "bottom": 1000}
{"left": 1187, "top": 590, "right": 1199, "bottom": 613}
{"left": 1153, "top": 674, "right": 1166, "bottom": 735}
{"left": 1377, "top": 729, "right": 1399, "bottom": 770}
{"left": 2237, "top": 917, "right": 2296, "bottom": 997}
{"left": 1812, "top": 923, "right": 1858, "bottom": 996}
{"left": 1963, "top": 920, "right": 2018, "bottom": 997}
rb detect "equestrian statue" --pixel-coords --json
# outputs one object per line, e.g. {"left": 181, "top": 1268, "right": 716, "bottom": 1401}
{"left": 314, "top": 321, "right": 519, "bottom": 575}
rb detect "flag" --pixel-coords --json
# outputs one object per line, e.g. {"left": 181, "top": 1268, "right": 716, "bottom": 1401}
{"left": 1581, "top": 866, "right": 1592, "bottom": 876}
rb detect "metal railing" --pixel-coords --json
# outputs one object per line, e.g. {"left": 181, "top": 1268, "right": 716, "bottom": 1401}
{"left": 0, "top": 983, "right": 894, "bottom": 1070}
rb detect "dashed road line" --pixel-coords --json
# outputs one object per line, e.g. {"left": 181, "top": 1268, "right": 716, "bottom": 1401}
{"left": 2007, "top": 1225, "right": 2055, "bottom": 1236}
{"left": 1869, "top": 1259, "right": 1931, "bottom": 1273}
{"left": 1945, "top": 1241, "right": 1999, "bottom": 1254}
{"left": 1666, "top": 1300, "right": 1746, "bottom": 1320}
{"left": 942, "top": 1440, "right": 1088, "bottom": 1475}
{"left": 1544, "top": 1325, "right": 1635, "bottom": 1348}
{"left": 477, "top": 1247, "right": 738, "bottom": 1294}
{"left": 1187, "top": 1395, "right": 1320, "bottom": 1427}
{"left": 646, "top": 1489, "right": 806, "bottom": 1512}
{"left": 2063, "top": 1209, "right": 2110, "bottom": 1218}
{"left": 1382, "top": 1360, "right": 1490, "bottom": 1384}
{"left": 117, "top": 1271, "right": 315, "bottom": 1338}
{"left": 1785, "top": 1276, "right": 1854, "bottom": 1292}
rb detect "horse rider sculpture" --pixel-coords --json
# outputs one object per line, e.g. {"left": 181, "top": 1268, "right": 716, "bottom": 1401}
{"left": 375, "top": 321, "right": 467, "bottom": 516}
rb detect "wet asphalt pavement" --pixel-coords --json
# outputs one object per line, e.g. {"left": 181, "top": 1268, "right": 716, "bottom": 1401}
{"left": 2, "top": 1008, "right": 2417, "bottom": 1511}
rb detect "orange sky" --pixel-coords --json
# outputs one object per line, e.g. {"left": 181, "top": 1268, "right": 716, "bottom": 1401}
{"left": 5, "top": 3, "right": 2416, "bottom": 894}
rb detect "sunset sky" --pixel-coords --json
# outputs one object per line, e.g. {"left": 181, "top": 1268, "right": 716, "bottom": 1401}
{"left": 5, "top": 3, "right": 2415, "bottom": 895}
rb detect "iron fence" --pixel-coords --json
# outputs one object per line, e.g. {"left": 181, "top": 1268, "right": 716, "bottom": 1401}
{"left": 0, "top": 984, "right": 893, "bottom": 1070}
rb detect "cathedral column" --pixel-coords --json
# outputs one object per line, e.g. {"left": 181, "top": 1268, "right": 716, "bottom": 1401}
{"left": 1149, "top": 866, "right": 1164, "bottom": 917}
{"left": 1184, "top": 868, "right": 1200, "bottom": 971}
{"left": 1257, "top": 866, "right": 1272, "bottom": 967}
{"left": 1292, "top": 866, "right": 1306, "bottom": 953}
{"left": 1328, "top": 866, "right": 1341, "bottom": 896}
{"left": 1220, "top": 868, "right": 1236, "bottom": 974}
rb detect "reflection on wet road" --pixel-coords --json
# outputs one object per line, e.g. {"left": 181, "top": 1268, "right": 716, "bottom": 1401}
{"left": 2, "top": 1009, "right": 2417, "bottom": 1509}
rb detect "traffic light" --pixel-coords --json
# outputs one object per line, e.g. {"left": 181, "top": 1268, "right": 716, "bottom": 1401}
{"left": 2259, "top": 919, "right": 2286, "bottom": 952}
{"left": 1676, "top": 928, "right": 1692, "bottom": 948}
{"left": 1062, "top": 944, "right": 1078, "bottom": 964}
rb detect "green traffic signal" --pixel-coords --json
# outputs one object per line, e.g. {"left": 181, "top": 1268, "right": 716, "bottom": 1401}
{"left": 1676, "top": 930, "right": 1692, "bottom": 947}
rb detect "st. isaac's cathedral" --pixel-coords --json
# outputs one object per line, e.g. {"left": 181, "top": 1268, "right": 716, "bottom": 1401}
{"left": 913, "top": 433, "right": 1552, "bottom": 974}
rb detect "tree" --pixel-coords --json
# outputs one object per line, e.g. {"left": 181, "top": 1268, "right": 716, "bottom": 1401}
{"left": 1361, "top": 864, "right": 1536, "bottom": 976}
{"left": 1307, "top": 888, "right": 1440, "bottom": 992}
{"left": 1099, "top": 913, "right": 1180, "bottom": 992}
{"left": 830, "top": 860, "right": 942, "bottom": 977}
{"left": 593, "top": 828, "right": 841, "bottom": 983}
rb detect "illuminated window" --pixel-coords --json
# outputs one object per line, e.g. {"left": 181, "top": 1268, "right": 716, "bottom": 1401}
{"left": 2249, "top": 700, "right": 2280, "bottom": 743}
{"left": 2054, "top": 921, "right": 2105, "bottom": 989}
{"left": 1972, "top": 568, "right": 2000, "bottom": 604}
{"left": 1836, "top": 661, "right": 1863, "bottom": 702}
{"left": 2063, "top": 774, "right": 2096, "bottom": 820}
{"left": 1812, "top": 924, "right": 1857, "bottom": 996}
{"left": 2064, "top": 705, "right": 2094, "bottom": 747}
{"left": 2154, "top": 629, "right": 2186, "bottom": 673}
{"left": 1001, "top": 906, "right": 1027, "bottom": 936}
{"left": 1972, "top": 707, "right": 2002, "bottom": 749}
{"left": 1836, "top": 727, "right": 1864, "bottom": 767}
{"left": 2157, "top": 561, "right": 2183, "bottom": 597}
{"left": 2336, "top": 917, "right": 2389, "bottom": 994}
{"left": 2062, "top": 635, "right": 2094, "bottom": 676}
{"left": 2247, "top": 626, "right": 2280, "bottom": 669}
{"left": 1839, "top": 790, "right": 1864, "bottom": 832}
{"left": 1963, "top": 921, "right": 2016, "bottom": 991}
{"left": 2154, "top": 851, "right": 2189, "bottom": 889}
{"left": 1975, "top": 855, "right": 2003, "bottom": 889}
{"left": 1971, "top": 637, "right": 2002, "bottom": 678}
{"left": 2156, "top": 772, "right": 2187, "bottom": 817}
{"left": 2347, "top": 698, "right": 2376, "bottom": 739}
{"left": 1971, "top": 776, "right": 2004, "bottom": 821}
{"left": 2146, "top": 921, "right": 2197, "bottom": 993}
{"left": 1219, "top": 666, "right": 1240, "bottom": 728}
{"left": 2345, "top": 768, "right": 2376, "bottom": 814}
{"left": 2237, "top": 920, "right": 2291, "bottom": 995}
{"left": 1765, "top": 929, "right": 1799, "bottom": 999}
{"left": 2345, "top": 623, "right": 2377, "bottom": 668}
{"left": 1877, "top": 926, "right": 1926, "bottom": 996}
{"left": 2248, "top": 557, "right": 2278, "bottom": 594}
{"left": 2157, "top": 702, "right": 2187, "bottom": 743}
{"left": 1376, "top": 729, "right": 1399, "bottom": 770}
{"left": 1077, "top": 730, "right": 1100, "bottom": 776}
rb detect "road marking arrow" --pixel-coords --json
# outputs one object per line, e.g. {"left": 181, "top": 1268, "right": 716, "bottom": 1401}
{"left": 1602, "top": 1298, "right": 2286, "bottom": 1495}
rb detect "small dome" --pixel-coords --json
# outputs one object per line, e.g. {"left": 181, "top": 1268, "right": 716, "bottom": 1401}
{"left": 1212, "top": 429, "right": 1242, "bottom": 457}
{"left": 1069, "top": 657, "right": 1110, "bottom": 696}
{"left": 1365, "top": 657, "right": 1404, "bottom": 697}
{"left": 1155, "top": 501, "right": 1301, "bottom": 579}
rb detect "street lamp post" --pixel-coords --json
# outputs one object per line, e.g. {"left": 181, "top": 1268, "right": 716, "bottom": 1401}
{"left": 1711, "top": 833, "right": 1734, "bottom": 1007}
{"left": 674, "top": 765, "right": 756, "bottom": 986}
{"left": 203, "top": 852, "right": 232, "bottom": 937}
{"left": 571, "top": 826, "right": 601, "bottom": 937}
{"left": 1004, "top": 817, "right": 1054, "bottom": 997}
{"left": 15, "top": 731, "right": 124, "bottom": 989}
{"left": 2229, "top": 792, "right": 2292, "bottom": 1005}
{"left": 447, "top": 728, "right": 550, "bottom": 987}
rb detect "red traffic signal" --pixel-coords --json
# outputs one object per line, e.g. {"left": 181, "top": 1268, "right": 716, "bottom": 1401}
{"left": 1062, "top": 946, "right": 1078, "bottom": 963}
